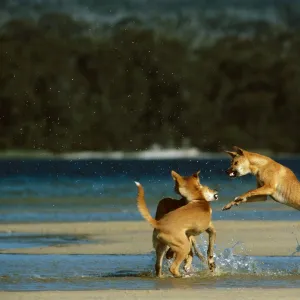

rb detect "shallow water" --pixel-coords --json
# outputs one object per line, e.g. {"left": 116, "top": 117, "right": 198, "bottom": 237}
{"left": 1, "top": 236, "right": 300, "bottom": 291}
{"left": 0, "top": 252, "right": 300, "bottom": 291}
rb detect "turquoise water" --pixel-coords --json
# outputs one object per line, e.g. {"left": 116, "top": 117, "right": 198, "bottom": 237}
{"left": 0, "top": 158, "right": 299, "bottom": 223}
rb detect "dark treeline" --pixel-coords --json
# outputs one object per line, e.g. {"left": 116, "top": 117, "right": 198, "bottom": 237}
{"left": 1, "top": 13, "right": 300, "bottom": 153}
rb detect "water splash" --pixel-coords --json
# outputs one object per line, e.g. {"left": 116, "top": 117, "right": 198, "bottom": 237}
{"left": 154, "top": 236, "right": 300, "bottom": 278}
{"left": 153, "top": 239, "right": 258, "bottom": 278}
{"left": 213, "top": 241, "right": 258, "bottom": 275}
{"left": 191, "top": 238, "right": 259, "bottom": 276}
{"left": 291, "top": 233, "right": 300, "bottom": 256}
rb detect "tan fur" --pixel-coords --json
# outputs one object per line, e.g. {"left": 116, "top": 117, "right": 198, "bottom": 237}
{"left": 153, "top": 171, "right": 207, "bottom": 269}
{"left": 153, "top": 197, "right": 205, "bottom": 271}
{"left": 222, "top": 146, "right": 300, "bottom": 211}
{"left": 135, "top": 171, "right": 218, "bottom": 278}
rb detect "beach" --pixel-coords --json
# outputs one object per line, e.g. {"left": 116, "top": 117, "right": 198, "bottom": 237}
{"left": 2, "top": 289, "right": 300, "bottom": 300}
{"left": 1, "top": 220, "right": 300, "bottom": 299}
{"left": 0, "top": 157, "right": 299, "bottom": 299}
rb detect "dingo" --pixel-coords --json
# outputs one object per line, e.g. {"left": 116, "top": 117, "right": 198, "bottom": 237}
{"left": 222, "top": 146, "right": 300, "bottom": 211}
{"left": 135, "top": 170, "right": 218, "bottom": 278}
{"left": 154, "top": 171, "right": 207, "bottom": 271}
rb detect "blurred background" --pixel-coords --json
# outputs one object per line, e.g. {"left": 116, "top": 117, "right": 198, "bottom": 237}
{"left": 0, "top": 0, "right": 300, "bottom": 225}
{"left": 1, "top": 0, "right": 300, "bottom": 153}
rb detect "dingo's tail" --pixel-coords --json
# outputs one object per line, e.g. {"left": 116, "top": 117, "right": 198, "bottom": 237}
{"left": 135, "top": 181, "right": 158, "bottom": 228}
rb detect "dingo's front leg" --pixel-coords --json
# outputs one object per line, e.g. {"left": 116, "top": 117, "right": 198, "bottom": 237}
{"left": 222, "top": 185, "right": 274, "bottom": 211}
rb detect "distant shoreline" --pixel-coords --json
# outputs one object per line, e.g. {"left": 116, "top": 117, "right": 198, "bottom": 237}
{"left": 0, "top": 148, "right": 299, "bottom": 160}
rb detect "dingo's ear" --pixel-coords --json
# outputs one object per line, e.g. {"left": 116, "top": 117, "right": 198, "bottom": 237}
{"left": 171, "top": 170, "right": 184, "bottom": 183}
{"left": 233, "top": 146, "right": 245, "bottom": 156}
{"left": 192, "top": 170, "right": 200, "bottom": 179}
{"left": 224, "top": 150, "right": 237, "bottom": 158}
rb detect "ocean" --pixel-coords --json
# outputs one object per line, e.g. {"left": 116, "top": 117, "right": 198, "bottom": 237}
{"left": 0, "top": 157, "right": 299, "bottom": 223}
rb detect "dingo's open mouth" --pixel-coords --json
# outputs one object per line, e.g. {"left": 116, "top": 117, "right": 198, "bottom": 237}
{"left": 226, "top": 169, "right": 237, "bottom": 178}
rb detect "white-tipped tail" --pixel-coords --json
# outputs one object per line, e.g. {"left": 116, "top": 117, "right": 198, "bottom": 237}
{"left": 135, "top": 180, "right": 157, "bottom": 228}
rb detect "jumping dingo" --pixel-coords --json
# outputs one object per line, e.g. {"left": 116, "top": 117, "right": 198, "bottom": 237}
{"left": 222, "top": 146, "right": 300, "bottom": 211}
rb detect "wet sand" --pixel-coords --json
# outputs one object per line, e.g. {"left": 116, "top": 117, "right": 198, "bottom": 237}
{"left": 1, "top": 289, "right": 300, "bottom": 300}
{"left": 0, "top": 220, "right": 299, "bottom": 256}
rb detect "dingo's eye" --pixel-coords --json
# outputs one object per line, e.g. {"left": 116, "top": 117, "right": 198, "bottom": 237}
{"left": 234, "top": 161, "right": 238, "bottom": 165}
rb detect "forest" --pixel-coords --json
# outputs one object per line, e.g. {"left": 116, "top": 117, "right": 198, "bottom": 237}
{"left": 1, "top": 9, "right": 300, "bottom": 153}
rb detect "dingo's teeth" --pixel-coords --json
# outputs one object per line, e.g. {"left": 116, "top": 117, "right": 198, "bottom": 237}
{"left": 134, "top": 181, "right": 141, "bottom": 186}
